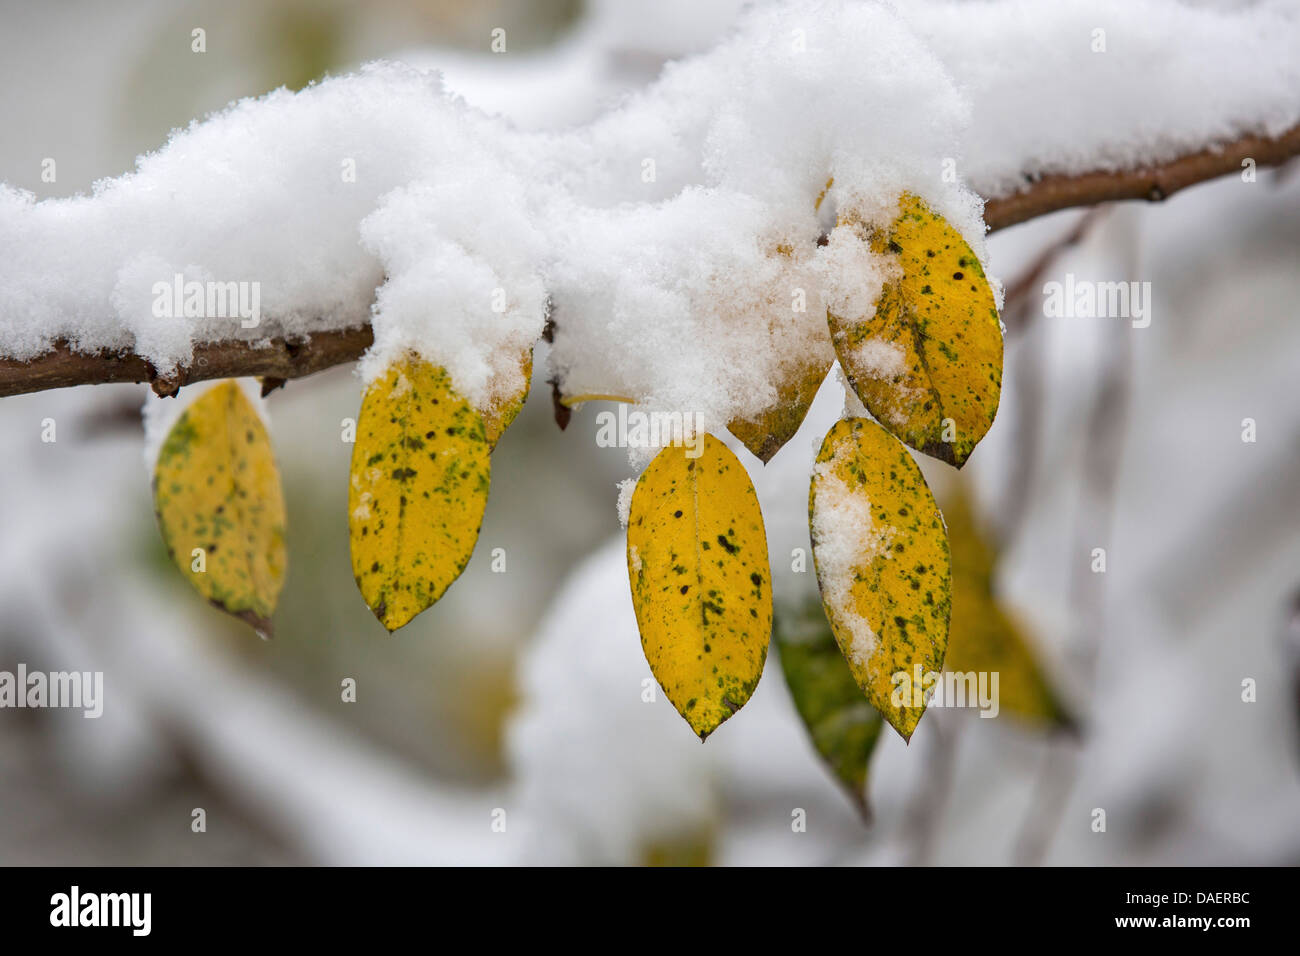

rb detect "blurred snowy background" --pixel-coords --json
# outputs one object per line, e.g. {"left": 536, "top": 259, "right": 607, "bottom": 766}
{"left": 1, "top": 0, "right": 1298, "bottom": 865}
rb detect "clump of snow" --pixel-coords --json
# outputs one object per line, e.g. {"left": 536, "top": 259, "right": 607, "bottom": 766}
{"left": 837, "top": 334, "right": 921, "bottom": 428}
{"left": 851, "top": 338, "right": 907, "bottom": 381}
{"left": 356, "top": 174, "right": 548, "bottom": 410}
{"left": 810, "top": 439, "right": 896, "bottom": 669}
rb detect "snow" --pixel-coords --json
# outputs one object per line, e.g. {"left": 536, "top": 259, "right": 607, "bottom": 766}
{"left": 902, "top": 0, "right": 1300, "bottom": 200}
{"left": 809, "top": 438, "right": 895, "bottom": 668}
{"left": 7, "top": 0, "right": 1293, "bottom": 445}
{"left": 615, "top": 476, "right": 637, "bottom": 528}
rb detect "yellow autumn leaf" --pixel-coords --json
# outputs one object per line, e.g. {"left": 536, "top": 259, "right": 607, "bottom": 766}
{"left": 626, "top": 435, "right": 773, "bottom": 739}
{"left": 480, "top": 347, "right": 532, "bottom": 449}
{"left": 944, "top": 486, "right": 1074, "bottom": 730}
{"left": 728, "top": 237, "right": 834, "bottom": 463}
{"left": 349, "top": 356, "right": 490, "bottom": 632}
{"left": 809, "top": 417, "right": 951, "bottom": 741}
{"left": 829, "top": 192, "right": 1002, "bottom": 468}
{"left": 728, "top": 356, "right": 831, "bottom": 463}
{"left": 152, "top": 380, "right": 286, "bottom": 637}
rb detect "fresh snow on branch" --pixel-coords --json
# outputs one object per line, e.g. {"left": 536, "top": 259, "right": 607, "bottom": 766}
{"left": 1, "top": 0, "right": 1297, "bottom": 433}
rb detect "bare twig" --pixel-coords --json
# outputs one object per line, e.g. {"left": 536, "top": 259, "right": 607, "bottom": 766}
{"left": 1, "top": 124, "right": 1296, "bottom": 400}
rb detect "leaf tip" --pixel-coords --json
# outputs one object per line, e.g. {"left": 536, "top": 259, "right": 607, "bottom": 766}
{"left": 231, "top": 607, "right": 274, "bottom": 640}
{"left": 848, "top": 788, "right": 873, "bottom": 825}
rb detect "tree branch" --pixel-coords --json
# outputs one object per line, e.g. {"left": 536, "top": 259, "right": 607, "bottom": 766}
{"left": 2, "top": 124, "right": 1297, "bottom": 399}
{"left": 982, "top": 123, "right": 1300, "bottom": 231}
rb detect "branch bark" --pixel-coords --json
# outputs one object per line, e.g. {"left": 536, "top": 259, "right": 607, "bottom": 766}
{"left": 2, "top": 124, "right": 1297, "bottom": 399}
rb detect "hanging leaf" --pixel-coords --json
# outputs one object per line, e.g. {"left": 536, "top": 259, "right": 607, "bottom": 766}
{"left": 349, "top": 356, "right": 490, "bottom": 632}
{"left": 728, "top": 357, "right": 831, "bottom": 463}
{"left": 152, "top": 380, "right": 287, "bottom": 637}
{"left": 809, "top": 417, "right": 951, "bottom": 740}
{"left": 775, "top": 595, "right": 883, "bottom": 821}
{"left": 626, "top": 435, "right": 772, "bottom": 739}
{"left": 480, "top": 347, "right": 533, "bottom": 449}
{"left": 944, "top": 486, "right": 1074, "bottom": 730}
{"left": 829, "top": 192, "right": 1002, "bottom": 468}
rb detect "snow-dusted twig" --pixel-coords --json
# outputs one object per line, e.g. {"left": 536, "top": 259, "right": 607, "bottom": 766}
{"left": 0, "top": 326, "right": 374, "bottom": 398}
{"left": 1, "top": 124, "right": 1297, "bottom": 401}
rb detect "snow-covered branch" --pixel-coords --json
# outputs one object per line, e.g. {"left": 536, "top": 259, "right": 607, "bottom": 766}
{"left": 2, "top": 0, "right": 1297, "bottom": 411}
{"left": 0, "top": 326, "right": 374, "bottom": 398}
{"left": 2, "top": 122, "right": 1296, "bottom": 400}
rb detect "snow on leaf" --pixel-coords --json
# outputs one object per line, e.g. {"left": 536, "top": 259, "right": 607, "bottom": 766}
{"left": 728, "top": 356, "right": 831, "bottom": 464}
{"left": 480, "top": 347, "right": 533, "bottom": 450}
{"left": 830, "top": 193, "right": 1002, "bottom": 468}
{"left": 152, "top": 380, "right": 286, "bottom": 637}
{"left": 348, "top": 356, "right": 490, "bottom": 632}
{"left": 626, "top": 435, "right": 772, "bottom": 739}
{"left": 775, "top": 595, "right": 883, "bottom": 821}
{"left": 944, "top": 485, "right": 1074, "bottom": 730}
{"left": 809, "top": 417, "right": 951, "bottom": 741}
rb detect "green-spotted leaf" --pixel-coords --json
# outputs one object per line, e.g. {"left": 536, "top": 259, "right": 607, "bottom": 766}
{"left": 626, "top": 435, "right": 772, "bottom": 739}
{"left": 830, "top": 192, "right": 1002, "bottom": 468}
{"left": 728, "top": 357, "right": 831, "bottom": 463}
{"left": 349, "top": 356, "right": 490, "bottom": 632}
{"left": 775, "top": 595, "right": 883, "bottom": 821}
{"left": 944, "top": 486, "right": 1074, "bottom": 730}
{"left": 480, "top": 347, "right": 533, "bottom": 450}
{"left": 152, "top": 380, "right": 287, "bottom": 637}
{"left": 809, "top": 417, "right": 951, "bottom": 741}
